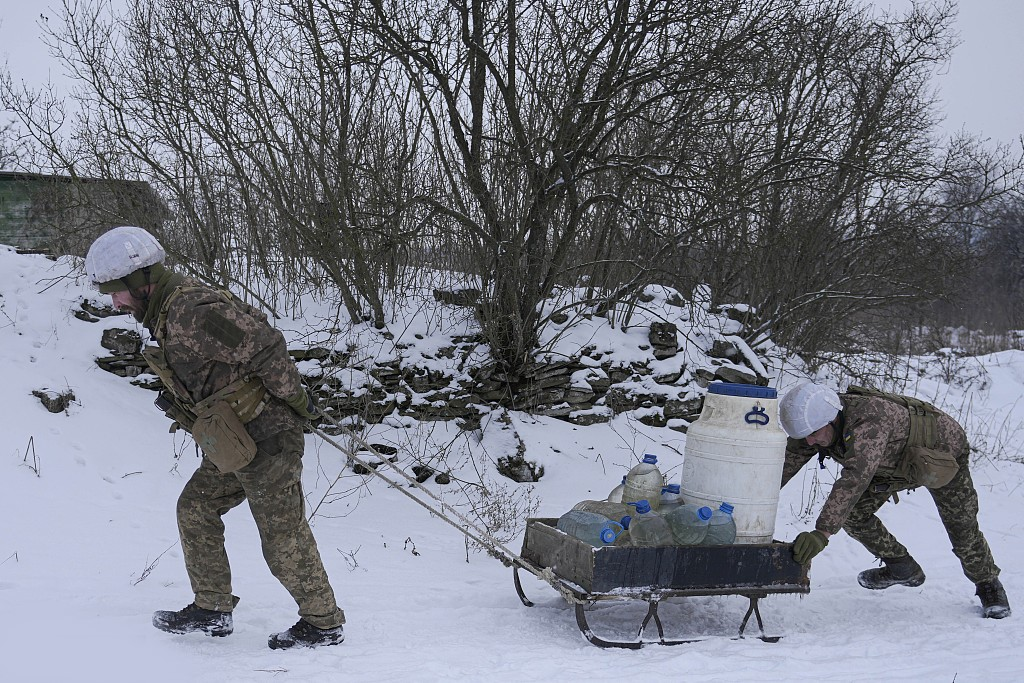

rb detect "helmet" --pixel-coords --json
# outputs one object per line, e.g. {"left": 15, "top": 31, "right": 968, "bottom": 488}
{"left": 85, "top": 226, "right": 166, "bottom": 293}
{"left": 779, "top": 382, "right": 842, "bottom": 438}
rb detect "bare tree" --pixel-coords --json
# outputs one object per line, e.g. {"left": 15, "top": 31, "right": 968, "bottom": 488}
{"left": 2, "top": 0, "right": 423, "bottom": 322}
{"left": 660, "top": 0, "right": 1021, "bottom": 363}
{"left": 347, "top": 0, "right": 787, "bottom": 382}
{"left": 4, "top": 0, "right": 1020, "bottom": 380}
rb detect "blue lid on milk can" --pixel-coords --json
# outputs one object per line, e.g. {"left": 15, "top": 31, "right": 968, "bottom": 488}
{"left": 708, "top": 382, "right": 777, "bottom": 399}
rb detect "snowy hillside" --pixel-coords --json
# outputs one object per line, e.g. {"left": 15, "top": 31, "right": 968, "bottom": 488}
{"left": 1, "top": 244, "right": 1022, "bottom": 682}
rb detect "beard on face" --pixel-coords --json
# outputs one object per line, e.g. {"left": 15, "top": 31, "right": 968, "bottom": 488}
{"left": 113, "top": 292, "right": 146, "bottom": 321}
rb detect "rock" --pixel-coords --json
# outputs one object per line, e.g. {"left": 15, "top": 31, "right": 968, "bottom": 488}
{"left": 95, "top": 355, "right": 147, "bottom": 378}
{"left": 564, "top": 387, "right": 596, "bottom": 405}
{"left": 637, "top": 409, "right": 667, "bottom": 428}
{"left": 693, "top": 369, "right": 716, "bottom": 387}
{"left": 664, "top": 397, "right": 704, "bottom": 421}
{"left": 411, "top": 465, "right": 435, "bottom": 483}
{"left": 714, "top": 365, "right": 758, "bottom": 385}
{"left": 708, "top": 339, "right": 741, "bottom": 361}
{"left": 352, "top": 455, "right": 398, "bottom": 475}
{"left": 32, "top": 388, "right": 75, "bottom": 413}
{"left": 80, "top": 299, "right": 120, "bottom": 319}
{"left": 652, "top": 366, "right": 684, "bottom": 384}
{"left": 101, "top": 328, "right": 142, "bottom": 355}
{"left": 289, "top": 346, "right": 332, "bottom": 361}
{"left": 432, "top": 288, "right": 481, "bottom": 306}
{"left": 496, "top": 454, "right": 544, "bottom": 482}
{"left": 549, "top": 312, "right": 569, "bottom": 324}
{"left": 605, "top": 387, "right": 638, "bottom": 413}
{"left": 406, "top": 367, "right": 452, "bottom": 393}
{"left": 74, "top": 309, "right": 99, "bottom": 323}
{"left": 534, "top": 403, "right": 574, "bottom": 418}
{"left": 566, "top": 408, "right": 612, "bottom": 426}
{"left": 648, "top": 322, "right": 678, "bottom": 359}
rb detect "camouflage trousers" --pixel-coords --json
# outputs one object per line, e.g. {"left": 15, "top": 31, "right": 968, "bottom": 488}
{"left": 176, "top": 427, "right": 345, "bottom": 629}
{"left": 842, "top": 445, "right": 1000, "bottom": 585}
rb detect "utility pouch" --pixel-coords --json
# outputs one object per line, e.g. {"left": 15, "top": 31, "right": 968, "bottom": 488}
{"left": 847, "top": 385, "right": 959, "bottom": 489}
{"left": 900, "top": 445, "right": 960, "bottom": 489}
{"left": 191, "top": 399, "right": 257, "bottom": 473}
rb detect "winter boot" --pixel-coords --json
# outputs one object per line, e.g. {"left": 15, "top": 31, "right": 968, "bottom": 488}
{"left": 152, "top": 603, "right": 233, "bottom": 637}
{"left": 857, "top": 555, "right": 926, "bottom": 590}
{"left": 976, "top": 578, "right": 1011, "bottom": 619}
{"left": 268, "top": 619, "right": 345, "bottom": 650}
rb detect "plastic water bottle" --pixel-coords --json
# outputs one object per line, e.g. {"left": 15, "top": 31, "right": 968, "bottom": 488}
{"left": 572, "top": 500, "right": 631, "bottom": 529}
{"left": 606, "top": 476, "right": 627, "bottom": 503}
{"left": 626, "top": 500, "right": 674, "bottom": 546}
{"left": 664, "top": 504, "right": 713, "bottom": 545}
{"left": 701, "top": 502, "right": 737, "bottom": 545}
{"left": 659, "top": 484, "right": 683, "bottom": 512}
{"left": 556, "top": 510, "right": 625, "bottom": 547}
{"left": 623, "top": 454, "right": 666, "bottom": 510}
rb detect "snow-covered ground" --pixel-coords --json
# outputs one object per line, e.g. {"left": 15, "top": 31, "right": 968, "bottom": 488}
{"left": 2, "top": 245, "right": 1021, "bottom": 682}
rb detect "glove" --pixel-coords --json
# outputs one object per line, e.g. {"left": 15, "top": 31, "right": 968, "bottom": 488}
{"left": 285, "top": 388, "right": 321, "bottom": 420}
{"left": 792, "top": 530, "right": 829, "bottom": 564}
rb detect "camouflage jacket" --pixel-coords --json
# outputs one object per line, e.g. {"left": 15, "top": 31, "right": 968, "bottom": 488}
{"left": 781, "top": 394, "right": 968, "bottom": 535}
{"left": 141, "top": 269, "right": 305, "bottom": 442}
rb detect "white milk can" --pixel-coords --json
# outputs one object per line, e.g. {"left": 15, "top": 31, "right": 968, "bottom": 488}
{"left": 680, "top": 383, "right": 788, "bottom": 544}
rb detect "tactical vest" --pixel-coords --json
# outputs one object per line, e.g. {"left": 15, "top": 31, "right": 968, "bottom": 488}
{"left": 845, "top": 385, "right": 939, "bottom": 449}
{"left": 844, "top": 385, "right": 959, "bottom": 489}
{"left": 142, "top": 285, "right": 269, "bottom": 432}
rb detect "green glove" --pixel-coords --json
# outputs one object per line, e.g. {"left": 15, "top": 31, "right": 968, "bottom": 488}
{"left": 285, "top": 388, "right": 320, "bottom": 420}
{"left": 792, "top": 530, "right": 829, "bottom": 564}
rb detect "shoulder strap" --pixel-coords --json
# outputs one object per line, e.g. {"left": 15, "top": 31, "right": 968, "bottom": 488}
{"left": 845, "top": 385, "right": 938, "bottom": 448}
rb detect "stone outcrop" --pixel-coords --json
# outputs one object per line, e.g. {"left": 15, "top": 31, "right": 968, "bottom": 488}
{"left": 89, "top": 299, "right": 772, "bottom": 435}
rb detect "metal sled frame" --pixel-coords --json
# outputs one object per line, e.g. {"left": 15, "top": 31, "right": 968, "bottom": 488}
{"left": 515, "top": 518, "right": 809, "bottom": 649}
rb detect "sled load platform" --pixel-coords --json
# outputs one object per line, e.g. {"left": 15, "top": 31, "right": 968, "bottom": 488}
{"left": 514, "top": 518, "right": 810, "bottom": 648}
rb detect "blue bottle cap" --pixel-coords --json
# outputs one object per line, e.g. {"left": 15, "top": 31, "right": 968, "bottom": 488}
{"left": 719, "top": 502, "right": 734, "bottom": 514}
{"left": 662, "top": 484, "right": 681, "bottom": 494}
{"left": 630, "top": 500, "right": 653, "bottom": 514}
{"left": 620, "top": 515, "right": 631, "bottom": 529}
{"left": 642, "top": 453, "right": 658, "bottom": 464}
{"left": 599, "top": 524, "right": 621, "bottom": 544}
{"left": 698, "top": 506, "right": 713, "bottom": 521}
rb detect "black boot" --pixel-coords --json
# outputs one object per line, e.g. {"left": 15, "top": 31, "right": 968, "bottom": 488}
{"left": 857, "top": 555, "right": 926, "bottom": 590}
{"left": 152, "top": 603, "right": 233, "bottom": 637}
{"left": 268, "top": 619, "right": 345, "bottom": 650}
{"left": 976, "top": 578, "right": 1011, "bottom": 619}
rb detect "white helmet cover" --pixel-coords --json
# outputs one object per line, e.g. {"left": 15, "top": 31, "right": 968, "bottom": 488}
{"left": 779, "top": 382, "right": 842, "bottom": 439}
{"left": 85, "top": 226, "right": 165, "bottom": 292}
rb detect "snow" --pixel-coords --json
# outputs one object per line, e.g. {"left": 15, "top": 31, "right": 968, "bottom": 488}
{"left": 1, "top": 244, "right": 1022, "bottom": 682}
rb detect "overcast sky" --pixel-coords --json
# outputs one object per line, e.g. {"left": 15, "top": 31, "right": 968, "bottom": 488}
{"left": 1, "top": 0, "right": 1022, "bottom": 146}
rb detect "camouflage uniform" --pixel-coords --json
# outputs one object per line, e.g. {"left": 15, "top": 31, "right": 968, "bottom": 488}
{"left": 782, "top": 394, "right": 1000, "bottom": 584}
{"left": 142, "top": 269, "right": 344, "bottom": 629}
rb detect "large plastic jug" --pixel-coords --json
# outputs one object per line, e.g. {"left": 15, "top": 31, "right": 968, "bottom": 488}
{"left": 664, "top": 503, "right": 713, "bottom": 545}
{"left": 606, "top": 476, "right": 627, "bottom": 503}
{"left": 572, "top": 500, "right": 631, "bottom": 529}
{"left": 626, "top": 500, "right": 674, "bottom": 546}
{"left": 623, "top": 454, "right": 665, "bottom": 510}
{"left": 556, "top": 510, "right": 624, "bottom": 547}
{"left": 701, "top": 502, "right": 738, "bottom": 545}
{"left": 681, "top": 383, "right": 787, "bottom": 543}
{"left": 659, "top": 484, "right": 683, "bottom": 512}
